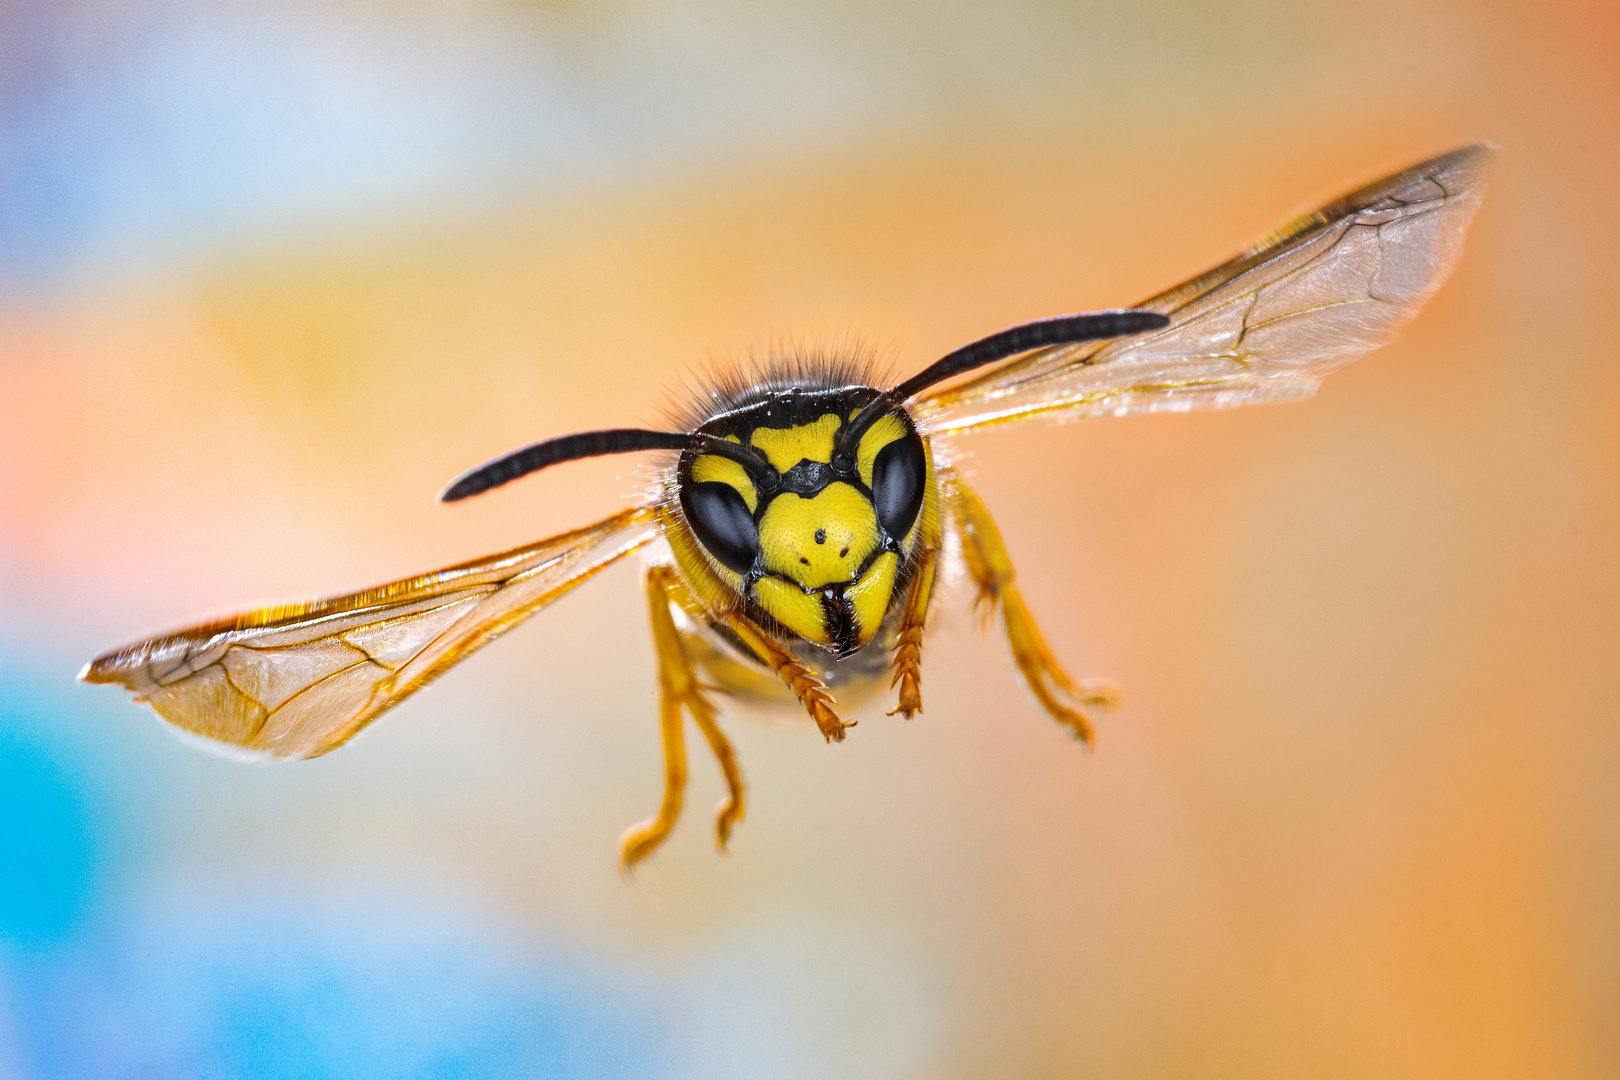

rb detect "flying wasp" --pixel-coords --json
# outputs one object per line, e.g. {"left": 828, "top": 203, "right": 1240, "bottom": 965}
{"left": 83, "top": 146, "right": 1494, "bottom": 869}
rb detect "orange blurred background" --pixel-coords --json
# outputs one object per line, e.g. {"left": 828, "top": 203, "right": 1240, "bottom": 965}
{"left": 1, "top": 0, "right": 1616, "bottom": 1076}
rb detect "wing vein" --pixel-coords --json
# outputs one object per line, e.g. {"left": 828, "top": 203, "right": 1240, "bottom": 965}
{"left": 914, "top": 146, "right": 1493, "bottom": 435}
{"left": 84, "top": 505, "right": 662, "bottom": 760}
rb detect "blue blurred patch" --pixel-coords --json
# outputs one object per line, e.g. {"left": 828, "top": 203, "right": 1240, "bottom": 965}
{"left": 195, "top": 917, "right": 660, "bottom": 1080}
{"left": 0, "top": 0, "right": 909, "bottom": 288}
{"left": 0, "top": 0, "right": 604, "bottom": 286}
{"left": 0, "top": 682, "right": 103, "bottom": 948}
{"left": 0, "top": 735, "right": 95, "bottom": 946}
{"left": 0, "top": 649, "right": 672, "bottom": 1079}
{"left": 6, "top": 889, "right": 668, "bottom": 1080}
{"left": 0, "top": 660, "right": 666, "bottom": 1079}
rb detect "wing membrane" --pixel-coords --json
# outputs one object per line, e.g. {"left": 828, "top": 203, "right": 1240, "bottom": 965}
{"left": 915, "top": 145, "right": 1494, "bottom": 435}
{"left": 82, "top": 507, "right": 660, "bottom": 760}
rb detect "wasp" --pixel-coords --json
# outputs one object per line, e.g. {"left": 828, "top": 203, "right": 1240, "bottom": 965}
{"left": 82, "top": 146, "right": 1493, "bottom": 869}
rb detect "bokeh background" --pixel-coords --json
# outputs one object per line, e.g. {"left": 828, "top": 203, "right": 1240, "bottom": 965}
{"left": 2, "top": 0, "right": 1617, "bottom": 1076}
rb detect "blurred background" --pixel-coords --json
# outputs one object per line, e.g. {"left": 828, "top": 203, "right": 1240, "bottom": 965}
{"left": 1, "top": 0, "right": 1616, "bottom": 1076}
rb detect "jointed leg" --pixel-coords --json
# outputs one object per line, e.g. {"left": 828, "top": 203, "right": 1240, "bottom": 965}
{"left": 620, "top": 565, "right": 744, "bottom": 871}
{"left": 719, "top": 609, "right": 848, "bottom": 742}
{"left": 688, "top": 694, "right": 745, "bottom": 850}
{"left": 888, "top": 546, "right": 937, "bottom": 719}
{"left": 945, "top": 470, "right": 1118, "bottom": 745}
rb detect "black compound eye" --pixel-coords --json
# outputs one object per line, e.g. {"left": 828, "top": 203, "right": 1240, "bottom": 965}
{"left": 681, "top": 481, "right": 760, "bottom": 574}
{"left": 871, "top": 433, "right": 926, "bottom": 541}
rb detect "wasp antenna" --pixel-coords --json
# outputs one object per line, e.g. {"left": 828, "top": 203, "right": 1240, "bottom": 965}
{"left": 440, "top": 429, "right": 690, "bottom": 502}
{"left": 440, "top": 428, "right": 773, "bottom": 502}
{"left": 688, "top": 434, "right": 779, "bottom": 482}
{"left": 890, "top": 309, "right": 1169, "bottom": 402}
{"left": 839, "top": 309, "right": 1169, "bottom": 454}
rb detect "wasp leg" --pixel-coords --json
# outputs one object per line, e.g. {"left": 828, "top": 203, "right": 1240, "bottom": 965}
{"left": 686, "top": 676, "right": 746, "bottom": 850}
{"left": 720, "top": 610, "right": 848, "bottom": 742}
{"left": 656, "top": 570, "right": 747, "bottom": 850}
{"left": 621, "top": 565, "right": 745, "bottom": 870}
{"left": 888, "top": 546, "right": 938, "bottom": 719}
{"left": 944, "top": 470, "right": 1119, "bottom": 745}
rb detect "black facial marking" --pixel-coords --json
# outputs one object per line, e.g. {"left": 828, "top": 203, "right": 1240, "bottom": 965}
{"left": 871, "top": 433, "right": 926, "bottom": 541}
{"left": 676, "top": 389, "right": 929, "bottom": 605}
{"left": 681, "top": 482, "right": 760, "bottom": 575}
{"left": 778, "top": 459, "right": 834, "bottom": 497}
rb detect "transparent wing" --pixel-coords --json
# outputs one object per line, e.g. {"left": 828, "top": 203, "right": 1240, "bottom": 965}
{"left": 82, "top": 506, "right": 660, "bottom": 760}
{"left": 915, "top": 145, "right": 1495, "bottom": 435}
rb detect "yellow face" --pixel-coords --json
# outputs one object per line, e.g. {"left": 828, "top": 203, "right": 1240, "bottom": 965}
{"left": 673, "top": 393, "right": 931, "bottom": 655}
{"left": 759, "top": 484, "right": 879, "bottom": 588}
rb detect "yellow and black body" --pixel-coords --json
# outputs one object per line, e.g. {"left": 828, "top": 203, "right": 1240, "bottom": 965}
{"left": 669, "top": 385, "right": 938, "bottom": 662}
{"left": 78, "top": 147, "right": 1495, "bottom": 870}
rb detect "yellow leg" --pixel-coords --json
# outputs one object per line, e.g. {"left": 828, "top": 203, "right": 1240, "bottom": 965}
{"left": 655, "top": 567, "right": 746, "bottom": 850}
{"left": 620, "top": 565, "right": 744, "bottom": 870}
{"left": 686, "top": 665, "right": 746, "bottom": 851}
{"left": 720, "top": 609, "right": 848, "bottom": 742}
{"left": 945, "top": 470, "right": 1119, "bottom": 745}
{"left": 888, "top": 547, "right": 937, "bottom": 719}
